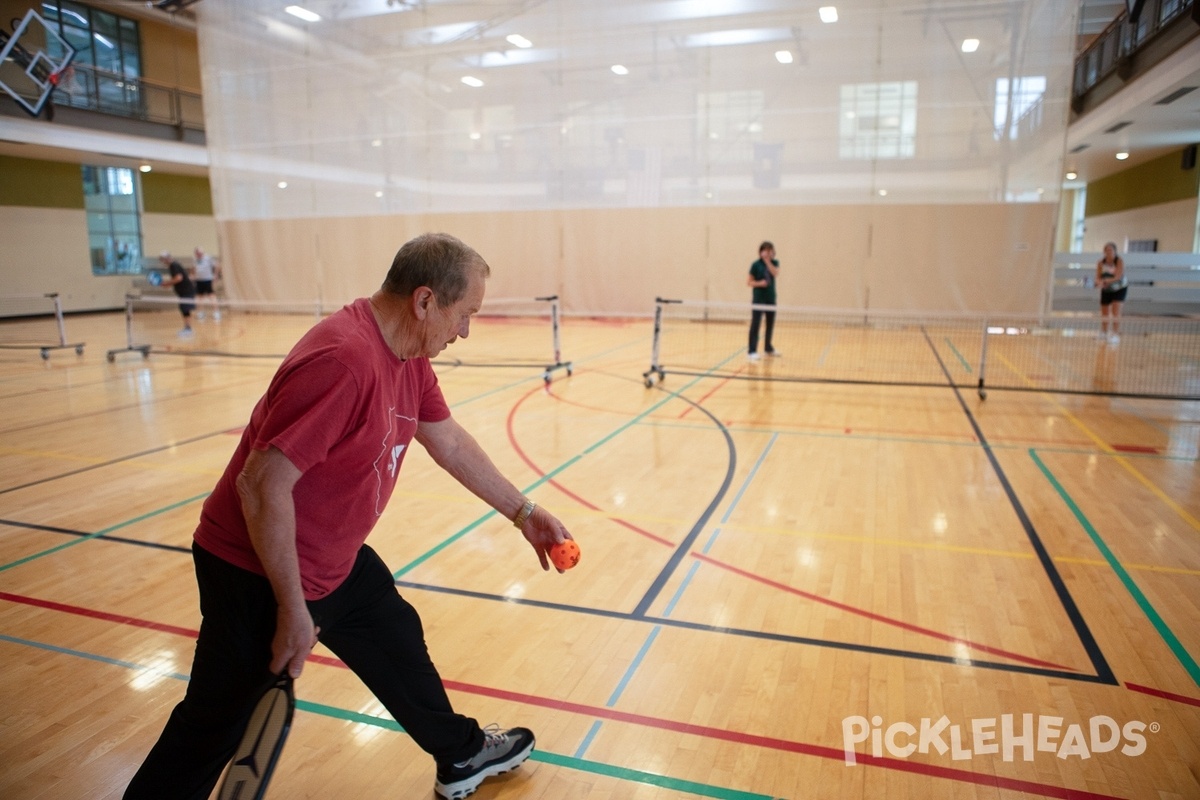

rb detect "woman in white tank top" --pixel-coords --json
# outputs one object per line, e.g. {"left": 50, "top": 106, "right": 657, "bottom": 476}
{"left": 1095, "top": 242, "right": 1126, "bottom": 344}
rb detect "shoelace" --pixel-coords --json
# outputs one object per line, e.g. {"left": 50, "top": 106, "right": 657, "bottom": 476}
{"left": 453, "top": 724, "right": 507, "bottom": 767}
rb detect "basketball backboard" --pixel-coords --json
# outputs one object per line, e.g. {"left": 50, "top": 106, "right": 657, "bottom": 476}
{"left": 0, "top": 9, "right": 75, "bottom": 117}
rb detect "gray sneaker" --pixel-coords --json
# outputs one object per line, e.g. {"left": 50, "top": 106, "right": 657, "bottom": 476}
{"left": 434, "top": 724, "right": 534, "bottom": 799}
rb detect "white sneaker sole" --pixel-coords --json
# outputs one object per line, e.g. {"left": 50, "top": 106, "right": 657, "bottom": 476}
{"left": 435, "top": 738, "right": 534, "bottom": 799}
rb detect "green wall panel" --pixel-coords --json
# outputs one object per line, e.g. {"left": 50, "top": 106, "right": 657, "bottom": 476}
{"left": 0, "top": 155, "right": 85, "bottom": 209}
{"left": 142, "top": 173, "right": 214, "bottom": 215}
{"left": 1086, "top": 145, "right": 1200, "bottom": 217}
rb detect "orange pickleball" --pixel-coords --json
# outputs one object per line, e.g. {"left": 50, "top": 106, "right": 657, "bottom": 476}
{"left": 550, "top": 539, "right": 580, "bottom": 570}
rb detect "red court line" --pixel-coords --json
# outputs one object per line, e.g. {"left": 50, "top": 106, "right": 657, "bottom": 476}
{"left": 677, "top": 364, "right": 748, "bottom": 420}
{"left": 507, "top": 385, "right": 675, "bottom": 546}
{"left": 691, "top": 552, "right": 1077, "bottom": 672}
{"left": 0, "top": 591, "right": 200, "bottom": 639}
{"left": 518, "top": 387, "right": 1074, "bottom": 672}
{"left": 0, "top": 591, "right": 1123, "bottom": 800}
{"left": 1111, "top": 444, "right": 1159, "bottom": 455}
{"left": 1125, "top": 682, "right": 1200, "bottom": 708}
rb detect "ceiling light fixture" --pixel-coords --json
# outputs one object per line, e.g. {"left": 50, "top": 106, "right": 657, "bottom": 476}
{"left": 461, "top": 76, "right": 484, "bottom": 87}
{"left": 284, "top": 5, "right": 320, "bottom": 22}
{"left": 775, "top": 50, "right": 793, "bottom": 64}
{"left": 139, "top": 164, "right": 152, "bottom": 173}
{"left": 1065, "top": 171, "right": 1077, "bottom": 180}
{"left": 277, "top": 181, "right": 288, "bottom": 189}
{"left": 1115, "top": 151, "right": 1129, "bottom": 160}
{"left": 506, "top": 34, "right": 532, "bottom": 48}
{"left": 819, "top": 6, "right": 838, "bottom": 23}
{"left": 878, "top": 188, "right": 887, "bottom": 196}
{"left": 611, "top": 64, "right": 628, "bottom": 75}
{"left": 961, "top": 38, "right": 979, "bottom": 53}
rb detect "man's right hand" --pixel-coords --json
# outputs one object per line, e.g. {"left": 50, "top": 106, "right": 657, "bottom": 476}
{"left": 270, "top": 604, "right": 319, "bottom": 678}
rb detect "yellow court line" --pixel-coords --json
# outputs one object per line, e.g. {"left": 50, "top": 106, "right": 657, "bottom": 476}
{"left": 993, "top": 352, "right": 1200, "bottom": 533}
{"left": 1054, "top": 555, "right": 1200, "bottom": 577}
{"left": 720, "top": 522, "right": 1199, "bottom": 576}
{"left": 392, "top": 489, "right": 1200, "bottom": 575}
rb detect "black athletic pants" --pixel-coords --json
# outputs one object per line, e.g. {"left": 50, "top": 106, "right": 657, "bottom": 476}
{"left": 748, "top": 308, "right": 776, "bottom": 354}
{"left": 124, "top": 544, "right": 482, "bottom": 800}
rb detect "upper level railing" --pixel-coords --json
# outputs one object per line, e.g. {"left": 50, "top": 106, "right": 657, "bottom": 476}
{"left": 1074, "top": 0, "right": 1196, "bottom": 99}
{"left": 49, "top": 62, "right": 204, "bottom": 132}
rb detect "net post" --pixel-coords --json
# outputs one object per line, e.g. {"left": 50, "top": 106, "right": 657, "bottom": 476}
{"left": 106, "top": 293, "right": 150, "bottom": 362}
{"left": 549, "top": 296, "right": 562, "bottom": 365}
{"left": 533, "top": 294, "right": 571, "bottom": 383}
{"left": 977, "top": 319, "right": 989, "bottom": 399}
{"left": 643, "top": 297, "right": 666, "bottom": 387}
{"left": 46, "top": 292, "right": 67, "bottom": 346}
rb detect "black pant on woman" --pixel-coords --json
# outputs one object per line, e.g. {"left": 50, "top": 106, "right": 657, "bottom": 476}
{"left": 124, "top": 544, "right": 483, "bottom": 800}
{"left": 748, "top": 308, "right": 776, "bottom": 355}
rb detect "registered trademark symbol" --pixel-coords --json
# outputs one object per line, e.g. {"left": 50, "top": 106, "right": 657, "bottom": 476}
{"left": 1149, "top": 722, "right": 1160, "bottom": 733}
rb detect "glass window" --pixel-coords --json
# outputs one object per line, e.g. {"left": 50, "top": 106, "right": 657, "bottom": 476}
{"left": 82, "top": 165, "right": 143, "bottom": 276}
{"left": 839, "top": 81, "right": 918, "bottom": 160}
{"left": 994, "top": 77, "right": 1046, "bottom": 141}
{"left": 42, "top": 2, "right": 141, "bottom": 78}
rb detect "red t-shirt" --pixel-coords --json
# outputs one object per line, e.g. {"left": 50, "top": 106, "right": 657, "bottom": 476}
{"left": 193, "top": 298, "right": 451, "bottom": 599}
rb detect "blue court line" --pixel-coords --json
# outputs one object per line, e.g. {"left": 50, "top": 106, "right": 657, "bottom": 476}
{"left": 1030, "top": 449, "right": 1200, "bottom": 688}
{"left": 0, "top": 492, "right": 210, "bottom": 573}
{"left": 816, "top": 331, "right": 835, "bottom": 367}
{"left": 577, "top": 436, "right": 776, "bottom": 758}
{"left": 606, "top": 626, "right": 662, "bottom": 706}
{"left": 0, "top": 633, "right": 190, "bottom": 680}
{"left": 919, "top": 328, "right": 1117, "bottom": 686}
{"left": 0, "top": 633, "right": 773, "bottom": 800}
{"left": 396, "top": 580, "right": 1110, "bottom": 682}
{"left": 719, "top": 434, "right": 779, "bottom": 526}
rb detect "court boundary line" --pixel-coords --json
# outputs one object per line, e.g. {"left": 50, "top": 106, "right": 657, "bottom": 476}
{"left": 0, "top": 630, "right": 1133, "bottom": 800}
{"left": 921, "top": 328, "right": 1118, "bottom": 686}
{"left": 1030, "top": 449, "right": 1200, "bottom": 688}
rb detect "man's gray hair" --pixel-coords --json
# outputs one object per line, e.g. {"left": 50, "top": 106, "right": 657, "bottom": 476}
{"left": 382, "top": 233, "right": 490, "bottom": 307}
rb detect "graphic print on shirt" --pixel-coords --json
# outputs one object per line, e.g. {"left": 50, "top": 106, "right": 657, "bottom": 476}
{"left": 372, "top": 408, "right": 417, "bottom": 516}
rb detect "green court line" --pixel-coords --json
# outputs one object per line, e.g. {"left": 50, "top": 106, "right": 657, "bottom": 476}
{"left": 943, "top": 337, "right": 972, "bottom": 373}
{"left": 447, "top": 334, "right": 649, "bottom": 408}
{"left": 532, "top": 750, "right": 776, "bottom": 800}
{"left": 1030, "top": 448, "right": 1200, "bottom": 688}
{"left": 393, "top": 454, "right": 583, "bottom": 577}
{"left": 297, "top": 699, "right": 773, "bottom": 798}
{"left": 0, "top": 634, "right": 774, "bottom": 800}
{"left": 394, "top": 351, "right": 744, "bottom": 578}
{"left": 0, "top": 492, "right": 210, "bottom": 573}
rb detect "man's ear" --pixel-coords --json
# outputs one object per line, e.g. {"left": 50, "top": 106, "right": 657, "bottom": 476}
{"left": 412, "top": 287, "right": 435, "bottom": 320}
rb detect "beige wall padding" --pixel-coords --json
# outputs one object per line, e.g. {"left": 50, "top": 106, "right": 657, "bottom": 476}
{"left": 218, "top": 202, "right": 1057, "bottom": 316}
{"left": 1084, "top": 197, "right": 1199, "bottom": 253}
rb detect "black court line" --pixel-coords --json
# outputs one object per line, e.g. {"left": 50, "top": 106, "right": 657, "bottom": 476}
{"left": 631, "top": 385, "right": 737, "bottom": 618}
{"left": 0, "top": 428, "right": 237, "bottom": 496}
{"left": 920, "top": 327, "right": 1118, "bottom": 686}
{"left": 656, "top": 368, "right": 1199, "bottom": 402}
{"left": 396, "top": 580, "right": 1110, "bottom": 683}
{"left": 0, "top": 370, "right": 269, "bottom": 437}
{"left": 0, "top": 518, "right": 193, "bottom": 553}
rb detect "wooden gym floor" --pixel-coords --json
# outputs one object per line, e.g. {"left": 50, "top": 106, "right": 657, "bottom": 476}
{"left": 0, "top": 308, "right": 1198, "bottom": 799}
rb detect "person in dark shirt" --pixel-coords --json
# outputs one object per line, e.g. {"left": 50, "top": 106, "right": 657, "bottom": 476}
{"left": 159, "top": 251, "right": 196, "bottom": 338}
{"left": 746, "top": 241, "right": 780, "bottom": 360}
